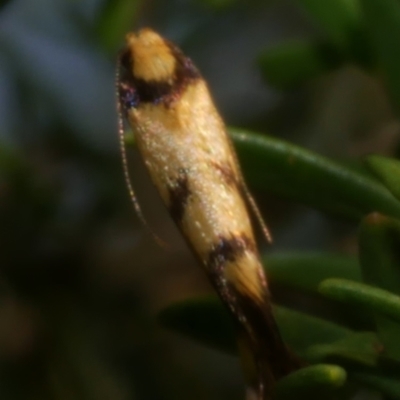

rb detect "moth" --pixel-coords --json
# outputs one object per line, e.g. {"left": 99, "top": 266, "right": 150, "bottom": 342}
{"left": 116, "top": 28, "right": 299, "bottom": 399}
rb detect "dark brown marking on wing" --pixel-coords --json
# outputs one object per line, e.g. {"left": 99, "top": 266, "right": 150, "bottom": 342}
{"left": 118, "top": 41, "right": 200, "bottom": 109}
{"left": 168, "top": 170, "right": 191, "bottom": 224}
{"left": 205, "top": 233, "right": 302, "bottom": 388}
{"left": 231, "top": 287, "right": 302, "bottom": 379}
{"left": 212, "top": 161, "right": 238, "bottom": 188}
{"left": 207, "top": 267, "right": 301, "bottom": 393}
{"left": 206, "top": 234, "right": 256, "bottom": 272}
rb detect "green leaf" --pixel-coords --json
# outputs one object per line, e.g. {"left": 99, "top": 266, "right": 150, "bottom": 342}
{"left": 365, "top": 155, "right": 400, "bottom": 201}
{"left": 359, "top": 213, "right": 400, "bottom": 360}
{"left": 319, "top": 278, "right": 400, "bottom": 323}
{"left": 360, "top": 0, "right": 400, "bottom": 112}
{"left": 352, "top": 372, "right": 400, "bottom": 399}
{"left": 359, "top": 213, "right": 400, "bottom": 296}
{"left": 274, "top": 307, "right": 353, "bottom": 358}
{"left": 230, "top": 128, "right": 400, "bottom": 221}
{"left": 296, "top": 0, "right": 361, "bottom": 49}
{"left": 304, "top": 332, "right": 380, "bottom": 366}
{"left": 375, "top": 316, "right": 400, "bottom": 362}
{"left": 265, "top": 252, "right": 361, "bottom": 293}
{"left": 158, "top": 296, "right": 355, "bottom": 358}
{"left": 258, "top": 40, "right": 342, "bottom": 89}
{"left": 275, "top": 364, "right": 347, "bottom": 400}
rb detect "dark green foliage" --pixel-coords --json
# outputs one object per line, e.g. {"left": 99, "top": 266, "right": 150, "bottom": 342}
{"left": 2, "top": 0, "right": 400, "bottom": 399}
{"left": 158, "top": 0, "right": 400, "bottom": 397}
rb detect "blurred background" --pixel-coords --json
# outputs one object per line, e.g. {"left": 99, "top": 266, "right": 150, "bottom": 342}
{"left": 0, "top": 0, "right": 399, "bottom": 399}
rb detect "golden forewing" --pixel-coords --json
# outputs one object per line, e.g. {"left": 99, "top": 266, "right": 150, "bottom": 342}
{"left": 117, "top": 28, "right": 300, "bottom": 399}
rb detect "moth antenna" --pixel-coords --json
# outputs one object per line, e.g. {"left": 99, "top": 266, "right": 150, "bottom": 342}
{"left": 241, "top": 184, "right": 273, "bottom": 244}
{"left": 116, "top": 60, "right": 168, "bottom": 249}
{"left": 225, "top": 131, "right": 273, "bottom": 245}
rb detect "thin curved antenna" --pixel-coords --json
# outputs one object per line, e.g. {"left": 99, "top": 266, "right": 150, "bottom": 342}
{"left": 115, "top": 58, "right": 167, "bottom": 249}
{"left": 241, "top": 184, "right": 273, "bottom": 244}
{"left": 226, "top": 131, "right": 273, "bottom": 245}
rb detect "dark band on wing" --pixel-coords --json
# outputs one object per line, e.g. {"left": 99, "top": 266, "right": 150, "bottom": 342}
{"left": 207, "top": 270, "right": 300, "bottom": 385}
{"left": 230, "top": 286, "right": 302, "bottom": 379}
{"left": 207, "top": 234, "right": 255, "bottom": 272}
{"left": 168, "top": 170, "right": 191, "bottom": 224}
{"left": 118, "top": 41, "right": 200, "bottom": 108}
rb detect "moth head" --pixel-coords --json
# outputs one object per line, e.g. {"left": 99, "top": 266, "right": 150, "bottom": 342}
{"left": 117, "top": 28, "right": 200, "bottom": 108}
{"left": 125, "top": 28, "right": 176, "bottom": 84}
